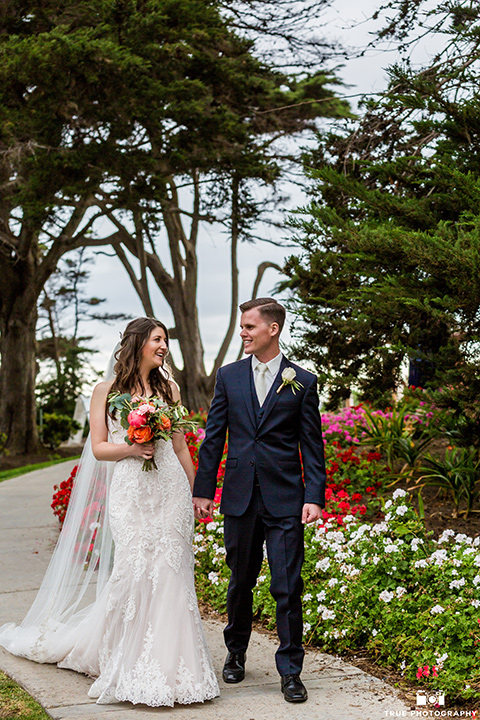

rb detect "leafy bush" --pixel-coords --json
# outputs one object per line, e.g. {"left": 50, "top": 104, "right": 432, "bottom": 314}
{"left": 418, "top": 447, "right": 480, "bottom": 519}
{"left": 194, "top": 490, "right": 480, "bottom": 703}
{"left": 40, "top": 413, "right": 81, "bottom": 449}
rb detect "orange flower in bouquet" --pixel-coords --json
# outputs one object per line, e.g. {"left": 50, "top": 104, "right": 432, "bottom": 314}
{"left": 160, "top": 414, "right": 171, "bottom": 431}
{"left": 127, "top": 425, "right": 154, "bottom": 444}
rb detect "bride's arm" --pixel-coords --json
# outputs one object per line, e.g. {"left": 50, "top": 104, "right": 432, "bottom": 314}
{"left": 169, "top": 382, "right": 196, "bottom": 492}
{"left": 90, "top": 382, "right": 154, "bottom": 462}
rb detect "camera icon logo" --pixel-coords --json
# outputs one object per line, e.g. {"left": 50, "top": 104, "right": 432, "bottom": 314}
{"left": 416, "top": 691, "right": 445, "bottom": 706}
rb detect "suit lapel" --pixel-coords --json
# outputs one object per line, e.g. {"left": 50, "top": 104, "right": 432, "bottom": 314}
{"left": 239, "top": 357, "right": 257, "bottom": 429}
{"left": 257, "top": 355, "right": 289, "bottom": 430}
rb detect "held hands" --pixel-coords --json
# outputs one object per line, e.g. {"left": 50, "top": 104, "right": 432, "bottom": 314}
{"left": 193, "top": 497, "right": 214, "bottom": 521}
{"left": 301, "top": 503, "right": 322, "bottom": 525}
{"left": 129, "top": 442, "right": 155, "bottom": 460}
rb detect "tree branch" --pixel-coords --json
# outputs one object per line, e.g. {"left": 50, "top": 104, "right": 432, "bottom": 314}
{"left": 212, "top": 174, "right": 240, "bottom": 375}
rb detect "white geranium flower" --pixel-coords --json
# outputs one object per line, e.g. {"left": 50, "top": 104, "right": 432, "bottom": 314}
{"left": 393, "top": 489, "right": 407, "bottom": 500}
{"left": 384, "top": 500, "right": 393, "bottom": 509}
{"left": 256, "top": 575, "right": 266, "bottom": 585}
{"left": 435, "top": 652, "right": 448, "bottom": 668}
{"left": 372, "top": 555, "right": 380, "bottom": 565}
{"left": 430, "top": 549, "right": 448, "bottom": 566}
{"left": 449, "top": 578, "right": 465, "bottom": 589}
{"left": 411, "top": 538, "right": 424, "bottom": 551}
{"left": 396, "top": 505, "right": 408, "bottom": 516}
{"left": 317, "top": 590, "right": 327, "bottom": 601}
{"left": 473, "top": 575, "right": 480, "bottom": 586}
{"left": 472, "top": 599, "right": 480, "bottom": 608}
{"left": 438, "top": 529, "right": 455, "bottom": 543}
{"left": 372, "top": 629, "right": 378, "bottom": 637}
{"left": 396, "top": 586, "right": 407, "bottom": 598}
{"left": 430, "top": 605, "right": 444, "bottom": 614}
{"left": 316, "top": 557, "right": 331, "bottom": 571}
{"left": 303, "top": 622, "right": 311, "bottom": 634}
{"left": 304, "top": 593, "right": 312, "bottom": 602}
{"left": 384, "top": 544, "right": 398, "bottom": 553}
{"left": 321, "top": 608, "right": 336, "bottom": 620}
{"left": 340, "top": 585, "right": 348, "bottom": 594}
{"left": 414, "top": 559, "right": 428, "bottom": 569}
{"left": 206, "top": 521, "right": 217, "bottom": 531}
{"left": 327, "top": 579, "right": 338, "bottom": 588}
{"left": 208, "top": 572, "right": 219, "bottom": 585}
{"left": 326, "top": 530, "right": 345, "bottom": 544}
{"left": 379, "top": 590, "right": 394, "bottom": 602}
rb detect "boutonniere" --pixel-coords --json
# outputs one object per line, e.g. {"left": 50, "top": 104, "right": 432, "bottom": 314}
{"left": 277, "top": 367, "right": 304, "bottom": 395}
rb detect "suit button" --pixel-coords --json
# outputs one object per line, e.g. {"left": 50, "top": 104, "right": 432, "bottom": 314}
{"left": 249, "top": 461, "right": 254, "bottom": 466}
{"left": 255, "top": 437, "right": 260, "bottom": 443}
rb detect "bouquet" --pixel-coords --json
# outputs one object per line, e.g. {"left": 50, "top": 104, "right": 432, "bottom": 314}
{"left": 108, "top": 392, "right": 198, "bottom": 471}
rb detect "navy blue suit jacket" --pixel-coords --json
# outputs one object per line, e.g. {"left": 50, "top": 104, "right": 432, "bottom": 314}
{"left": 193, "top": 356, "right": 326, "bottom": 517}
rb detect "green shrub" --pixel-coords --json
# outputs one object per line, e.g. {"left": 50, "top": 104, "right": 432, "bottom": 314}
{"left": 194, "top": 491, "right": 480, "bottom": 703}
{"left": 417, "top": 446, "right": 480, "bottom": 518}
{"left": 40, "top": 413, "right": 81, "bottom": 449}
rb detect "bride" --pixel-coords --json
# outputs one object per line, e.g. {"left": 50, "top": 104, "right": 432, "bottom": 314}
{"left": 0, "top": 317, "right": 219, "bottom": 706}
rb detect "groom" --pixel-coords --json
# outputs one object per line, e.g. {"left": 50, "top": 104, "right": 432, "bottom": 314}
{"left": 193, "top": 298, "right": 326, "bottom": 703}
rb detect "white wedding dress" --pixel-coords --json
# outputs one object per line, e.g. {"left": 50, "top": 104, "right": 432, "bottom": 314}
{"left": 1, "top": 416, "right": 219, "bottom": 707}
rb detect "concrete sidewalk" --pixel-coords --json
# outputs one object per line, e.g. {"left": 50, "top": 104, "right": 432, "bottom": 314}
{"left": 0, "top": 461, "right": 410, "bottom": 719}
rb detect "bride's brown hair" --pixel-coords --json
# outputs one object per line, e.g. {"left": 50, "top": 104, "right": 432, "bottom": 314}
{"left": 108, "top": 317, "right": 174, "bottom": 412}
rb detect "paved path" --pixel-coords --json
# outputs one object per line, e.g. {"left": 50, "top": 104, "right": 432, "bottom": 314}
{"left": 0, "top": 461, "right": 410, "bottom": 719}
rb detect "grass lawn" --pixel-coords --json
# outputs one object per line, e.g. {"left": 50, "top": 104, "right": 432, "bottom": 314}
{"left": 0, "top": 457, "right": 80, "bottom": 483}
{"left": 0, "top": 671, "right": 50, "bottom": 720}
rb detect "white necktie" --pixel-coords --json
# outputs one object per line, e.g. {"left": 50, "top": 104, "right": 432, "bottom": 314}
{"left": 255, "top": 363, "right": 268, "bottom": 406}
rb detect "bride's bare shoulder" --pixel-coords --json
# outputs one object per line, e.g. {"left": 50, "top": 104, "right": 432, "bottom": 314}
{"left": 169, "top": 379, "right": 181, "bottom": 403}
{"left": 92, "top": 380, "right": 114, "bottom": 400}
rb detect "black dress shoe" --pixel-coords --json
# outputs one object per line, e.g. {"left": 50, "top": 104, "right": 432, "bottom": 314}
{"left": 281, "top": 674, "right": 308, "bottom": 703}
{"left": 222, "top": 652, "right": 246, "bottom": 683}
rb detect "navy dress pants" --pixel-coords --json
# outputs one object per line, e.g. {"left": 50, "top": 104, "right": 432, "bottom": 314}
{"left": 223, "top": 485, "right": 305, "bottom": 676}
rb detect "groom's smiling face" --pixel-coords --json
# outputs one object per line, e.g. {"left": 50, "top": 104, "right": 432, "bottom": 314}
{"left": 240, "top": 308, "right": 280, "bottom": 360}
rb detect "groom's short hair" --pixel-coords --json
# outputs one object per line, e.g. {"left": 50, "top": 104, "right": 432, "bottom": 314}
{"left": 239, "top": 297, "right": 286, "bottom": 333}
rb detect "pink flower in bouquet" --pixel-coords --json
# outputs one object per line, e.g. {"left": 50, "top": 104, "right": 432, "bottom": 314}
{"left": 137, "top": 403, "right": 156, "bottom": 415}
{"left": 127, "top": 410, "right": 146, "bottom": 428}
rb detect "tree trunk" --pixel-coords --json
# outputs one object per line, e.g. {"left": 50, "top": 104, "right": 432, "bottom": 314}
{"left": 0, "top": 277, "right": 39, "bottom": 454}
{"left": 169, "top": 299, "right": 214, "bottom": 412}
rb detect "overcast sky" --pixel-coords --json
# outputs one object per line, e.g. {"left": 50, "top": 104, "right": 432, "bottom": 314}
{"left": 74, "top": 0, "right": 438, "bottom": 379}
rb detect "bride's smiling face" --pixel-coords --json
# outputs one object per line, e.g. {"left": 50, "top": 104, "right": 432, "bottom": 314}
{"left": 141, "top": 326, "right": 168, "bottom": 370}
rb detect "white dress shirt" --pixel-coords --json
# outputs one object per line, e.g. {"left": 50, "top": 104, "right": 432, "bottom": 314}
{"left": 252, "top": 352, "right": 283, "bottom": 403}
